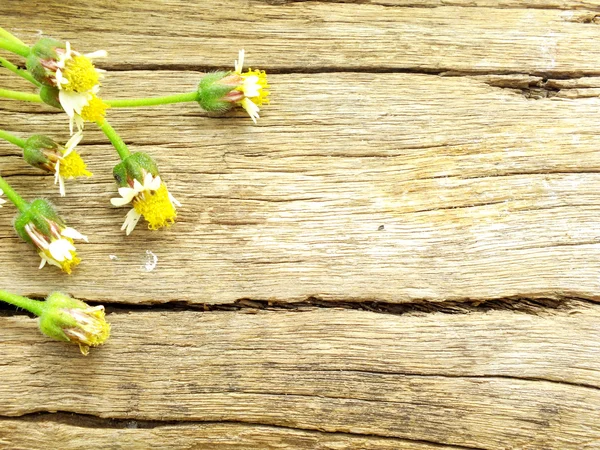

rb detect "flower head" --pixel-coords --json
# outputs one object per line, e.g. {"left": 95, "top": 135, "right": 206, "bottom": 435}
{"left": 110, "top": 152, "right": 180, "bottom": 235}
{"left": 38, "top": 292, "right": 110, "bottom": 355}
{"left": 23, "top": 132, "right": 92, "bottom": 196}
{"left": 14, "top": 199, "right": 88, "bottom": 273}
{"left": 0, "top": 189, "right": 5, "bottom": 207}
{"left": 27, "top": 38, "right": 108, "bottom": 133}
{"left": 197, "top": 50, "right": 269, "bottom": 123}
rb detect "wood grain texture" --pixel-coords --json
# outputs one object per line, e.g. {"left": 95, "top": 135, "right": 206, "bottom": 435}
{"left": 0, "top": 419, "right": 456, "bottom": 450}
{"left": 1, "top": 1, "right": 600, "bottom": 448}
{"left": 3, "top": 69, "right": 600, "bottom": 303}
{"left": 3, "top": 0, "right": 600, "bottom": 74}
{"left": 0, "top": 305, "right": 599, "bottom": 449}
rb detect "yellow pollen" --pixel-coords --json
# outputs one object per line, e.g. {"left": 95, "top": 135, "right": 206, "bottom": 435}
{"left": 80, "top": 95, "right": 109, "bottom": 122}
{"left": 63, "top": 55, "right": 100, "bottom": 92}
{"left": 133, "top": 184, "right": 177, "bottom": 230}
{"left": 60, "top": 254, "right": 81, "bottom": 275}
{"left": 242, "top": 68, "right": 269, "bottom": 106}
{"left": 59, "top": 151, "right": 92, "bottom": 179}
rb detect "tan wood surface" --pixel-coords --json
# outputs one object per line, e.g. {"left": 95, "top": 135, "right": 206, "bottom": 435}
{"left": 1, "top": 0, "right": 599, "bottom": 448}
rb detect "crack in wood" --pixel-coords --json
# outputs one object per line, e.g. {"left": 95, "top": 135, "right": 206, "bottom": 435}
{"left": 0, "top": 413, "right": 490, "bottom": 449}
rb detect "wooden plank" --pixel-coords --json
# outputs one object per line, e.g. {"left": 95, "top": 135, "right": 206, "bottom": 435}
{"left": 0, "top": 305, "right": 598, "bottom": 449}
{"left": 2, "top": 70, "right": 600, "bottom": 304}
{"left": 0, "top": 419, "right": 453, "bottom": 450}
{"left": 3, "top": 0, "right": 600, "bottom": 74}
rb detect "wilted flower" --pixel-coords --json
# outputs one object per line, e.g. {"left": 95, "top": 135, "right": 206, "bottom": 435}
{"left": 14, "top": 199, "right": 88, "bottom": 273}
{"left": 23, "top": 131, "right": 92, "bottom": 196}
{"left": 38, "top": 292, "right": 110, "bottom": 355}
{"left": 197, "top": 49, "right": 269, "bottom": 123}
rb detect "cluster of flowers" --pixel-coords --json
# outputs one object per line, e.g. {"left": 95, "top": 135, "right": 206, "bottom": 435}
{"left": 0, "top": 28, "right": 269, "bottom": 354}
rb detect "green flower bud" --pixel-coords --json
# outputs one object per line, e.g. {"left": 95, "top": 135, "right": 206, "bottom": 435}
{"left": 38, "top": 292, "right": 110, "bottom": 355}
{"left": 23, "top": 135, "right": 60, "bottom": 172}
{"left": 14, "top": 199, "right": 62, "bottom": 244}
{"left": 196, "top": 71, "right": 237, "bottom": 113}
{"left": 113, "top": 152, "right": 159, "bottom": 188}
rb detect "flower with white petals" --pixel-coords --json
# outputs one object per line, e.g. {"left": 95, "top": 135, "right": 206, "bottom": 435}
{"left": 111, "top": 172, "right": 180, "bottom": 235}
{"left": 0, "top": 189, "right": 5, "bottom": 207}
{"left": 37, "top": 40, "right": 108, "bottom": 134}
{"left": 23, "top": 132, "right": 92, "bottom": 196}
{"left": 198, "top": 50, "right": 269, "bottom": 123}
{"left": 227, "top": 49, "right": 269, "bottom": 123}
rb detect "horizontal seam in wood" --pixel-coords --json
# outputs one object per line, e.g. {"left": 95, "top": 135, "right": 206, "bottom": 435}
{"left": 0, "top": 413, "right": 489, "bottom": 450}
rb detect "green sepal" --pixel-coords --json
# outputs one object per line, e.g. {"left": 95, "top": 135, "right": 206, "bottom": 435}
{"left": 14, "top": 199, "right": 63, "bottom": 244}
{"left": 38, "top": 292, "right": 87, "bottom": 343}
{"left": 30, "top": 38, "right": 64, "bottom": 60}
{"left": 23, "top": 135, "right": 57, "bottom": 168}
{"left": 197, "top": 71, "right": 235, "bottom": 113}
{"left": 39, "top": 85, "right": 62, "bottom": 109}
{"left": 26, "top": 38, "right": 65, "bottom": 86}
{"left": 113, "top": 152, "right": 159, "bottom": 187}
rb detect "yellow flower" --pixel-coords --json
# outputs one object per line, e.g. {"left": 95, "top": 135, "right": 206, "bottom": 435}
{"left": 39, "top": 292, "right": 110, "bottom": 355}
{"left": 53, "top": 42, "right": 108, "bottom": 134}
{"left": 111, "top": 172, "right": 181, "bottom": 235}
{"left": 24, "top": 132, "right": 92, "bottom": 196}
{"left": 228, "top": 49, "right": 269, "bottom": 123}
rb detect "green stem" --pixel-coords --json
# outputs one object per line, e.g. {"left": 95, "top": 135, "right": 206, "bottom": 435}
{"left": 105, "top": 91, "right": 198, "bottom": 107}
{"left": 97, "top": 120, "right": 131, "bottom": 160}
{"left": 0, "top": 56, "right": 41, "bottom": 87}
{"left": 0, "top": 27, "right": 27, "bottom": 46}
{"left": 0, "top": 175, "right": 29, "bottom": 212}
{"left": 0, "top": 38, "right": 30, "bottom": 57}
{"left": 0, "top": 88, "right": 42, "bottom": 102}
{"left": 0, "top": 290, "right": 45, "bottom": 316}
{"left": 0, "top": 129, "right": 26, "bottom": 148}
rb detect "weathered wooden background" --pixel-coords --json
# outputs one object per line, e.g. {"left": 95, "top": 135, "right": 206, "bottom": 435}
{"left": 1, "top": 0, "right": 600, "bottom": 448}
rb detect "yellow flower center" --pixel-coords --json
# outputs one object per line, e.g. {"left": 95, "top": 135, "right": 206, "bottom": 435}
{"left": 241, "top": 69, "right": 269, "bottom": 106}
{"left": 65, "top": 307, "right": 111, "bottom": 355}
{"left": 133, "top": 184, "right": 177, "bottom": 230}
{"left": 63, "top": 55, "right": 100, "bottom": 92}
{"left": 80, "top": 94, "right": 109, "bottom": 122}
{"left": 59, "top": 151, "right": 93, "bottom": 179}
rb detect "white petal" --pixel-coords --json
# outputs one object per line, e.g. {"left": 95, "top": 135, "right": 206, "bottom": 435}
{"left": 62, "top": 227, "right": 88, "bottom": 242}
{"left": 59, "top": 91, "right": 90, "bottom": 117}
{"left": 241, "top": 98, "right": 260, "bottom": 124}
{"left": 55, "top": 69, "right": 68, "bottom": 87}
{"left": 58, "top": 174, "right": 66, "bottom": 197}
{"left": 111, "top": 187, "right": 137, "bottom": 205}
{"left": 39, "top": 256, "right": 47, "bottom": 269}
{"left": 235, "top": 49, "right": 245, "bottom": 74}
{"left": 148, "top": 175, "right": 162, "bottom": 191}
{"left": 73, "top": 115, "right": 85, "bottom": 134}
{"left": 111, "top": 196, "right": 132, "bottom": 207}
{"left": 48, "top": 239, "right": 75, "bottom": 262}
{"left": 122, "top": 209, "right": 142, "bottom": 235}
{"left": 242, "top": 75, "right": 260, "bottom": 98}
{"left": 132, "top": 178, "right": 144, "bottom": 192}
{"left": 64, "top": 130, "right": 83, "bottom": 155}
{"left": 169, "top": 192, "right": 182, "bottom": 207}
{"left": 84, "top": 49, "right": 107, "bottom": 59}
